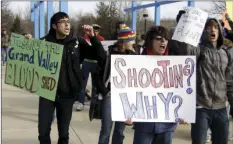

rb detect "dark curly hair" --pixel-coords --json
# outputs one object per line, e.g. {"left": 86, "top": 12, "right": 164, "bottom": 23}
{"left": 144, "top": 25, "right": 169, "bottom": 49}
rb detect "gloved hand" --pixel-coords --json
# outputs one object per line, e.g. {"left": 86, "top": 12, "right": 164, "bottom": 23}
{"left": 105, "top": 91, "right": 111, "bottom": 97}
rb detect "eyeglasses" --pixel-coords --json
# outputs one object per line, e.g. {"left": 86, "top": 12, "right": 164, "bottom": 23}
{"left": 57, "top": 20, "right": 70, "bottom": 24}
{"left": 155, "top": 36, "right": 168, "bottom": 41}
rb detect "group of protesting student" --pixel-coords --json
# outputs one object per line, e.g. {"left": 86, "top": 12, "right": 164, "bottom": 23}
{"left": 19, "top": 8, "right": 233, "bottom": 144}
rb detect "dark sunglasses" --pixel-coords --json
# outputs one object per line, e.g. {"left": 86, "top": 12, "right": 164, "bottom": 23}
{"left": 154, "top": 36, "right": 168, "bottom": 41}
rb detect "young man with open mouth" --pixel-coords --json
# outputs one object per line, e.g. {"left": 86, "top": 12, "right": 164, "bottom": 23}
{"left": 25, "top": 12, "right": 106, "bottom": 144}
{"left": 169, "top": 18, "right": 233, "bottom": 144}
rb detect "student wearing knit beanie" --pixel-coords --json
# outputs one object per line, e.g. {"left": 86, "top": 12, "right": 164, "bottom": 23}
{"left": 117, "top": 26, "right": 136, "bottom": 52}
{"left": 130, "top": 26, "right": 178, "bottom": 144}
{"left": 96, "top": 26, "right": 136, "bottom": 144}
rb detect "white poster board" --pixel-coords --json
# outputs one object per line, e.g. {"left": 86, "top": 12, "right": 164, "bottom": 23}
{"left": 172, "top": 7, "right": 208, "bottom": 47}
{"left": 111, "top": 55, "right": 196, "bottom": 123}
{"left": 101, "top": 40, "right": 117, "bottom": 51}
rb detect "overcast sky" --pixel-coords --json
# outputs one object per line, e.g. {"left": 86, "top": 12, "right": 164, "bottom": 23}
{"left": 9, "top": 1, "right": 215, "bottom": 20}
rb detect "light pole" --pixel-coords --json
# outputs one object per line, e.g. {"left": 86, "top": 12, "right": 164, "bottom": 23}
{"left": 143, "top": 13, "right": 148, "bottom": 34}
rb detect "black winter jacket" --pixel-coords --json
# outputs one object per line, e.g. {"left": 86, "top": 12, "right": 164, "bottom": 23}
{"left": 41, "top": 29, "right": 106, "bottom": 98}
{"left": 94, "top": 44, "right": 136, "bottom": 97}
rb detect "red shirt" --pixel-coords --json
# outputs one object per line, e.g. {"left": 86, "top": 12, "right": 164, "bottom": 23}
{"left": 97, "top": 35, "right": 105, "bottom": 41}
{"left": 146, "top": 48, "right": 168, "bottom": 55}
{"left": 83, "top": 35, "right": 105, "bottom": 42}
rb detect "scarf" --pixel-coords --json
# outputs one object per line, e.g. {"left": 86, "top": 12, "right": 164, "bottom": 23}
{"left": 146, "top": 47, "right": 169, "bottom": 55}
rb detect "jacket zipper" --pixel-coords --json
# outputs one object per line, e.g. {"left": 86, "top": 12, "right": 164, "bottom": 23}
{"left": 212, "top": 50, "right": 218, "bottom": 108}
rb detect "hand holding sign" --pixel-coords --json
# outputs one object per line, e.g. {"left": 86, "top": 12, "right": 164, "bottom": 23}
{"left": 125, "top": 119, "right": 133, "bottom": 126}
{"left": 177, "top": 118, "right": 189, "bottom": 125}
{"left": 172, "top": 7, "right": 208, "bottom": 47}
{"left": 5, "top": 33, "right": 63, "bottom": 101}
{"left": 24, "top": 34, "right": 33, "bottom": 39}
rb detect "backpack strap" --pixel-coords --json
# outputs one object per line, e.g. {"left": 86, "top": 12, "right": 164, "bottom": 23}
{"left": 103, "top": 50, "right": 110, "bottom": 83}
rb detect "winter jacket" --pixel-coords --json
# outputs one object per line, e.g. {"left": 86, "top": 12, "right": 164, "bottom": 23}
{"left": 225, "top": 28, "right": 233, "bottom": 42}
{"left": 41, "top": 29, "right": 106, "bottom": 98}
{"left": 95, "top": 43, "right": 136, "bottom": 97}
{"left": 168, "top": 18, "right": 233, "bottom": 109}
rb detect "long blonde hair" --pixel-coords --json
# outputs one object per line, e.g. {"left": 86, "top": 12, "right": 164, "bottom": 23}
{"left": 119, "top": 40, "right": 135, "bottom": 52}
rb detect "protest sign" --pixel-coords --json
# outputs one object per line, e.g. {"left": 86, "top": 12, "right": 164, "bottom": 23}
{"left": 5, "top": 33, "right": 63, "bottom": 101}
{"left": 172, "top": 7, "right": 208, "bottom": 47}
{"left": 111, "top": 55, "right": 196, "bottom": 123}
{"left": 226, "top": 1, "right": 233, "bottom": 20}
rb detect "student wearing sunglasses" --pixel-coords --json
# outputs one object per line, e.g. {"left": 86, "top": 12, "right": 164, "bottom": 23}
{"left": 131, "top": 26, "right": 176, "bottom": 144}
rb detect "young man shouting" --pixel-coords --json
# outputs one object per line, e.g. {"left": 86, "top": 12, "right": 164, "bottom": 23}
{"left": 26, "top": 12, "right": 106, "bottom": 144}
{"left": 169, "top": 18, "right": 233, "bottom": 144}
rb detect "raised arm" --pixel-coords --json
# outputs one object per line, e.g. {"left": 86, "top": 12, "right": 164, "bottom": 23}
{"left": 225, "top": 29, "right": 233, "bottom": 42}
{"left": 79, "top": 25, "right": 107, "bottom": 63}
{"left": 168, "top": 39, "right": 201, "bottom": 58}
{"left": 226, "top": 13, "right": 233, "bottom": 30}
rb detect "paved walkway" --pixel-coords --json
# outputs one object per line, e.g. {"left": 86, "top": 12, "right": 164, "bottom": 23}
{"left": 2, "top": 66, "right": 233, "bottom": 144}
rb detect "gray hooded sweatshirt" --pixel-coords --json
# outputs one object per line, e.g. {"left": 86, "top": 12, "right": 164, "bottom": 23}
{"left": 168, "top": 18, "right": 233, "bottom": 109}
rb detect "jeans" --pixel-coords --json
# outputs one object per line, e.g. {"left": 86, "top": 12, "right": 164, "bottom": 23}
{"left": 78, "top": 60, "right": 98, "bottom": 104}
{"left": 38, "top": 96, "right": 75, "bottom": 144}
{"left": 1, "top": 47, "right": 7, "bottom": 65}
{"left": 98, "top": 96, "right": 126, "bottom": 144}
{"left": 206, "top": 103, "right": 232, "bottom": 141}
{"left": 133, "top": 130, "right": 173, "bottom": 144}
{"left": 191, "top": 108, "right": 229, "bottom": 144}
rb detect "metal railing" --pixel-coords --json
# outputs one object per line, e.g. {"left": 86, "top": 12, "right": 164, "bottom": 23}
{"left": 30, "top": 1, "right": 68, "bottom": 39}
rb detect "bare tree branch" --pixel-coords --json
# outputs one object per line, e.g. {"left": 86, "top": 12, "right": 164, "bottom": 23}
{"left": 53, "top": 1, "right": 59, "bottom": 13}
{"left": 1, "top": 1, "right": 14, "bottom": 31}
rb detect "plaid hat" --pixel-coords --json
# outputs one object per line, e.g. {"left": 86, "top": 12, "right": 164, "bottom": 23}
{"left": 118, "top": 27, "right": 136, "bottom": 43}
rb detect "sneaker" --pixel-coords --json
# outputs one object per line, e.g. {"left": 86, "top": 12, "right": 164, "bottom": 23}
{"left": 206, "top": 139, "right": 211, "bottom": 143}
{"left": 206, "top": 135, "right": 211, "bottom": 143}
{"left": 76, "top": 103, "right": 84, "bottom": 111}
{"left": 229, "top": 133, "right": 233, "bottom": 141}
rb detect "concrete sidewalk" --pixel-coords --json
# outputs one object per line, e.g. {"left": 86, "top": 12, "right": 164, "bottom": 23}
{"left": 2, "top": 66, "right": 233, "bottom": 144}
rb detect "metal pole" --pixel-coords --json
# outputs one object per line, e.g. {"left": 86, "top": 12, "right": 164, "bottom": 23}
{"left": 131, "top": 0, "right": 137, "bottom": 32}
{"left": 59, "top": 0, "right": 68, "bottom": 13}
{"left": 30, "top": 1, "right": 34, "bottom": 22}
{"left": 47, "top": 1, "right": 53, "bottom": 33}
{"left": 39, "top": 1, "right": 45, "bottom": 38}
{"left": 154, "top": 3, "right": 161, "bottom": 25}
{"left": 144, "top": 19, "right": 147, "bottom": 34}
{"left": 188, "top": 1, "right": 195, "bottom": 7}
{"left": 34, "top": 5, "right": 39, "bottom": 39}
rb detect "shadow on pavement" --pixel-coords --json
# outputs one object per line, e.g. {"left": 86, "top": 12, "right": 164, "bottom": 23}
{"left": 2, "top": 95, "right": 38, "bottom": 110}
{"left": 2, "top": 139, "right": 39, "bottom": 144}
{"left": 3, "top": 109, "right": 38, "bottom": 123}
